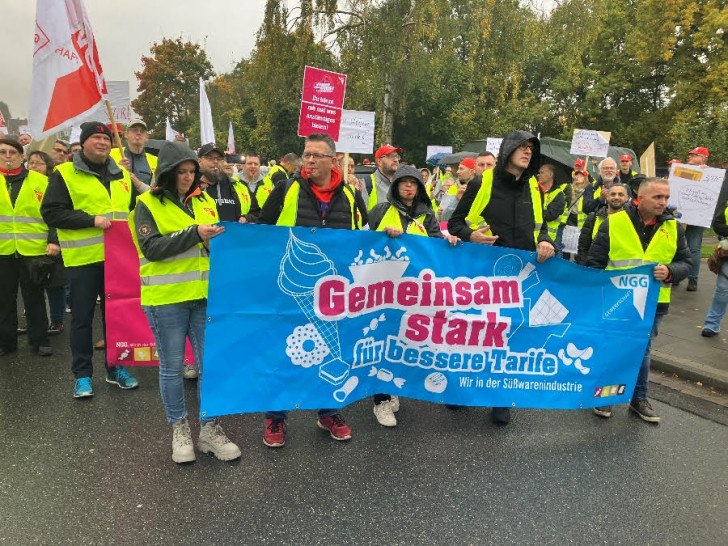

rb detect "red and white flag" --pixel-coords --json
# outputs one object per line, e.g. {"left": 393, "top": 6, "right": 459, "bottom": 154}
{"left": 227, "top": 122, "right": 235, "bottom": 154}
{"left": 0, "top": 111, "right": 7, "bottom": 135}
{"left": 28, "top": 0, "right": 108, "bottom": 139}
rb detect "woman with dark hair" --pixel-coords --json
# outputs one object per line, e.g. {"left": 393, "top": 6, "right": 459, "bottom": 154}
{"left": 129, "top": 141, "right": 241, "bottom": 464}
{"left": 27, "top": 151, "right": 54, "bottom": 176}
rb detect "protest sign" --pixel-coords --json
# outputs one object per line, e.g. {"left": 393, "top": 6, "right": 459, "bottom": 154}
{"left": 426, "top": 145, "right": 453, "bottom": 160}
{"left": 333, "top": 110, "right": 375, "bottom": 154}
{"left": 486, "top": 138, "right": 503, "bottom": 156}
{"left": 561, "top": 225, "right": 581, "bottom": 255}
{"left": 29, "top": 0, "right": 108, "bottom": 139}
{"left": 165, "top": 118, "right": 181, "bottom": 142}
{"left": 104, "top": 222, "right": 195, "bottom": 367}
{"left": 69, "top": 125, "right": 81, "bottom": 144}
{"left": 200, "top": 224, "right": 659, "bottom": 418}
{"left": 74, "top": 81, "right": 131, "bottom": 126}
{"left": 668, "top": 164, "right": 726, "bottom": 228}
{"left": 640, "top": 142, "right": 655, "bottom": 178}
{"left": 570, "top": 129, "right": 611, "bottom": 158}
{"left": 298, "top": 66, "right": 347, "bottom": 139}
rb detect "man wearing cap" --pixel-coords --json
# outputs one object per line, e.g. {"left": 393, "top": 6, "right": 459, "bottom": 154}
{"left": 365, "top": 144, "right": 402, "bottom": 210}
{"left": 41, "top": 121, "right": 139, "bottom": 398}
{"left": 198, "top": 144, "right": 259, "bottom": 223}
{"left": 438, "top": 157, "right": 477, "bottom": 222}
{"left": 109, "top": 119, "right": 157, "bottom": 200}
{"left": 618, "top": 154, "right": 638, "bottom": 188}
{"left": 448, "top": 130, "right": 555, "bottom": 425}
{"left": 0, "top": 138, "right": 54, "bottom": 357}
{"left": 681, "top": 147, "right": 711, "bottom": 291}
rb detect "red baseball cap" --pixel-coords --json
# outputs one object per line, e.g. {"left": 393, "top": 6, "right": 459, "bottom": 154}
{"left": 375, "top": 144, "right": 402, "bottom": 160}
{"left": 574, "top": 158, "right": 585, "bottom": 168}
{"left": 619, "top": 154, "right": 632, "bottom": 161}
{"left": 688, "top": 146, "right": 709, "bottom": 157}
{"left": 460, "top": 158, "right": 476, "bottom": 169}
{"left": 362, "top": 158, "right": 370, "bottom": 164}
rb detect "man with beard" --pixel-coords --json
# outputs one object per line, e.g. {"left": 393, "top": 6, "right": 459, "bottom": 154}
{"left": 365, "top": 144, "right": 402, "bottom": 210}
{"left": 582, "top": 157, "right": 631, "bottom": 214}
{"left": 448, "top": 130, "right": 555, "bottom": 425}
{"left": 198, "top": 144, "right": 259, "bottom": 223}
{"left": 576, "top": 184, "right": 629, "bottom": 263}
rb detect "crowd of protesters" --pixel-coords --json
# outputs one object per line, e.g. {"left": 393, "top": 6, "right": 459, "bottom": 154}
{"left": 1, "top": 120, "right": 726, "bottom": 464}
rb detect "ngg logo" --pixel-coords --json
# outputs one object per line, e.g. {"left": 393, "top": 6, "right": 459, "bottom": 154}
{"left": 617, "top": 275, "right": 648, "bottom": 288}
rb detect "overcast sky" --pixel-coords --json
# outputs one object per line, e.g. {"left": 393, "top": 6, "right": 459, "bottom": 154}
{"left": 2, "top": 0, "right": 269, "bottom": 118}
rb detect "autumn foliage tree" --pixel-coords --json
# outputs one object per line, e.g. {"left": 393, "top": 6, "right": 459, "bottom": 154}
{"left": 132, "top": 38, "right": 215, "bottom": 139}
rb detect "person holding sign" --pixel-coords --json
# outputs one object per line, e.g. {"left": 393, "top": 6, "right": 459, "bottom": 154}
{"left": 367, "top": 165, "right": 459, "bottom": 426}
{"left": 681, "top": 146, "right": 711, "bottom": 292}
{"left": 130, "top": 141, "right": 241, "bottom": 464}
{"left": 259, "top": 132, "right": 367, "bottom": 447}
{"left": 587, "top": 178, "right": 691, "bottom": 423}
{"left": 448, "top": 130, "right": 555, "bottom": 425}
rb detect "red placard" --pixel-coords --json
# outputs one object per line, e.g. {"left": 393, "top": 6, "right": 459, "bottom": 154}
{"left": 301, "top": 66, "right": 347, "bottom": 108}
{"left": 298, "top": 66, "right": 347, "bottom": 140}
{"left": 104, "top": 222, "right": 195, "bottom": 367}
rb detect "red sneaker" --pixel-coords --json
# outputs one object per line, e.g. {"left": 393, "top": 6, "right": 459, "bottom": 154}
{"left": 317, "top": 414, "right": 352, "bottom": 441}
{"left": 263, "top": 418, "right": 285, "bottom": 447}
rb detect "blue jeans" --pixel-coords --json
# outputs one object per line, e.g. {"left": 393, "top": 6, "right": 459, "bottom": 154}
{"left": 46, "top": 285, "right": 66, "bottom": 324}
{"left": 684, "top": 225, "right": 704, "bottom": 281}
{"left": 266, "top": 408, "right": 340, "bottom": 420}
{"left": 633, "top": 313, "right": 665, "bottom": 401}
{"left": 703, "top": 261, "right": 728, "bottom": 332}
{"left": 143, "top": 299, "right": 211, "bottom": 425}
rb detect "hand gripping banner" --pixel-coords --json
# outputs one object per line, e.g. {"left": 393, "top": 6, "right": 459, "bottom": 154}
{"left": 200, "top": 224, "right": 659, "bottom": 418}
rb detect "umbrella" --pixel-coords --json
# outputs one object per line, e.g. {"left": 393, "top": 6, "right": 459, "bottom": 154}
{"left": 438, "top": 151, "right": 478, "bottom": 165}
{"left": 426, "top": 152, "right": 449, "bottom": 166}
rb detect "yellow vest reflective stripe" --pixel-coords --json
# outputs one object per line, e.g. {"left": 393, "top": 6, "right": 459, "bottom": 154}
{"left": 232, "top": 181, "right": 252, "bottom": 215}
{"left": 130, "top": 191, "right": 218, "bottom": 306}
{"left": 464, "top": 170, "right": 542, "bottom": 245}
{"left": 55, "top": 162, "right": 132, "bottom": 266}
{"left": 543, "top": 184, "right": 566, "bottom": 240}
{"left": 606, "top": 210, "right": 677, "bottom": 304}
{"left": 0, "top": 171, "right": 50, "bottom": 256}
{"left": 277, "top": 180, "right": 361, "bottom": 229}
{"left": 376, "top": 206, "right": 428, "bottom": 236}
{"left": 109, "top": 148, "right": 158, "bottom": 177}
{"left": 367, "top": 173, "right": 378, "bottom": 210}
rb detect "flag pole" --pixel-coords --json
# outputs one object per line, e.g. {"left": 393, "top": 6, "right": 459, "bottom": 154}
{"left": 105, "top": 100, "right": 124, "bottom": 153}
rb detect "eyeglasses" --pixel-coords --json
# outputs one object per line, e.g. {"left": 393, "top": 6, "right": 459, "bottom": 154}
{"left": 28, "top": 160, "right": 46, "bottom": 167}
{"left": 52, "top": 148, "right": 67, "bottom": 154}
{"left": 201, "top": 155, "right": 222, "bottom": 162}
{"left": 516, "top": 143, "right": 534, "bottom": 152}
{"left": 302, "top": 152, "right": 334, "bottom": 160}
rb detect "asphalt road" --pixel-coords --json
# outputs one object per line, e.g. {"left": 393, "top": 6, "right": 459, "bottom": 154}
{"left": 1, "top": 341, "right": 727, "bottom": 545}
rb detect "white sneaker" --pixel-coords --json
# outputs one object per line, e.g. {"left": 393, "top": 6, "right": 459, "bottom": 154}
{"left": 198, "top": 421, "right": 241, "bottom": 461}
{"left": 390, "top": 395, "right": 400, "bottom": 412}
{"left": 373, "top": 401, "right": 397, "bottom": 427}
{"left": 172, "top": 418, "right": 196, "bottom": 464}
{"left": 183, "top": 365, "right": 198, "bottom": 380}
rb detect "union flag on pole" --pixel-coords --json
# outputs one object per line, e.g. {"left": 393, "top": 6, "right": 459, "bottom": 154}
{"left": 28, "top": 0, "right": 108, "bottom": 139}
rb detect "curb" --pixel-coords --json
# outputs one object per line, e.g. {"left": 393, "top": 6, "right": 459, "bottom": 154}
{"left": 652, "top": 350, "right": 728, "bottom": 393}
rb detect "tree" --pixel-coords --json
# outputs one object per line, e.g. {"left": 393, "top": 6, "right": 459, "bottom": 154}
{"left": 132, "top": 38, "right": 215, "bottom": 139}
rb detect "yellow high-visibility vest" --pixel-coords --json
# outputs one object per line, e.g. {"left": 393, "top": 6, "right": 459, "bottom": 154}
{"left": 277, "top": 181, "right": 361, "bottom": 229}
{"left": 0, "top": 170, "right": 49, "bottom": 256}
{"left": 376, "top": 206, "right": 428, "bottom": 236}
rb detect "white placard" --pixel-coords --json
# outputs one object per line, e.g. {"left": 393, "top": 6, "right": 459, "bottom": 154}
{"left": 668, "top": 163, "right": 726, "bottom": 228}
{"left": 426, "top": 145, "right": 452, "bottom": 159}
{"left": 486, "top": 138, "right": 503, "bottom": 156}
{"left": 76, "top": 81, "right": 131, "bottom": 126}
{"left": 18, "top": 125, "right": 31, "bottom": 136}
{"left": 333, "top": 110, "right": 375, "bottom": 154}
{"left": 562, "top": 225, "right": 581, "bottom": 254}
{"left": 570, "top": 129, "right": 611, "bottom": 158}
{"left": 69, "top": 125, "right": 82, "bottom": 144}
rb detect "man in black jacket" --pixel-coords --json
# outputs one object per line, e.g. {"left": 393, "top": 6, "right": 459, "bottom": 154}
{"left": 587, "top": 178, "right": 691, "bottom": 423}
{"left": 448, "top": 130, "right": 555, "bottom": 425}
{"left": 576, "top": 184, "right": 629, "bottom": 264}
{"left": 258, "top": 132, "right": 367, "bottom": 448}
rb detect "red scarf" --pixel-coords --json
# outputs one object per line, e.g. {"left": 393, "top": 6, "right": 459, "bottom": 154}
{"left": 0, "top": 166, "right": 24, "bottom": 177}
{"left": 301, "top": 167, "right": 343, "bottom": 203}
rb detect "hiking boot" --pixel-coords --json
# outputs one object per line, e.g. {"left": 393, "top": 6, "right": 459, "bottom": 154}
{"left": 48, "top": 323, "right": 64, "bottom": 335}
{"left": 106, "top": 366, "right": 139, "bottom": 389}
{"left": 629, "top": 399, "right": 660, "bottom": 423}
{"left": 701, "top": 328, "right": 719, "bottom": 338}
{"left": 687, "top": 279, "right": 698, "bottom": 291}
{"left": 593, "top": 406, "right": 613, "bottom": 418}
{"left": 491, "top": 407, "right": 511, "bottom": 425}
{"left": 317, "top": 414, "right": 352, "bottom": 440}
{"left": 263, "top": 418, "right": 285, "bottom": 448}
{"left": 73, "top": 377, "right": 94, "bottom": 398}
{"left": 390, "top": 395, "right": 400, "bottom": 412}
{"left": 172, "top": 418, "right": 196, "bottom": 464}
{"left": 198, "top": 421, "right": 241, "bottom": 461}
{"left": 183, "top": 365, "right": 198, "bottom": 380}
{"left": 373, "top": 401, "right": 397, "bottom": 427}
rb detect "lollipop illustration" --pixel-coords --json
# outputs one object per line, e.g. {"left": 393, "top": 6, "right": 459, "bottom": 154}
{"left": 278, "top": 230, "right": 350, "bottom": 385}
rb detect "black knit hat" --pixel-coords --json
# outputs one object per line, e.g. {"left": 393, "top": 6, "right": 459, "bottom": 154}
{"left": 79, "top": 121, "right": 113, "bottom": 145}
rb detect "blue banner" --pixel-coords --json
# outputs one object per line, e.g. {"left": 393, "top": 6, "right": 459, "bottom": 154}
{"left": 200, "top": 224, "right": 659, "bottom": 418}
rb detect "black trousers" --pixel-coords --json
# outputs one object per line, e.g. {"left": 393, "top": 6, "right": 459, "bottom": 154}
{"left": 0, "top": 255, "right": 50, "bottom": 350}
{"left": 67, "top": 263, "right": 108, "bottom": 378}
